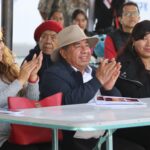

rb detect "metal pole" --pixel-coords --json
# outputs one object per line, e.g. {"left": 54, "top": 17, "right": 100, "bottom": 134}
{"left": 88, "top": 0, "right": 95, "bottom": 31}
{"left": 1, "top": 0, "right": 13, "bottom": 50}
{"left": 52, "top": 129, "right": 58, "bottom": 150}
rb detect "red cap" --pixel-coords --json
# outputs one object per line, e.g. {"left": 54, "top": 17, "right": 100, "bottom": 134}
{"left": 34, "top": 20, "right": 63, "bottom": 42}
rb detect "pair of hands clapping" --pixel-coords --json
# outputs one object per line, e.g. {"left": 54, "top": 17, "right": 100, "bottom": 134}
{"left": 96, "top": 58, "right": 121, "bottom": 90}
{"left": 18, "top": 52, "right": 43, "bottom": 86}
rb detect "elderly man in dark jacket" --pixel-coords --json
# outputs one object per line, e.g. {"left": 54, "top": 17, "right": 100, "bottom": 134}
{"left": 40, "top": 25, "right": 145, "bottom": 150}
{"left": 22, "top": 20, "right": 63, "bottom": 85}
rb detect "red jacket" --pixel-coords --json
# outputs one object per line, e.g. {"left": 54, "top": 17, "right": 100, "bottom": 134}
{"left": 104, "top": 35, "right": 117, "bottom": 59}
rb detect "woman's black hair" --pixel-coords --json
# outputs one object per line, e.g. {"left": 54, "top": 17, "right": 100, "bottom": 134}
{"left": 132, "top": 20, "right": 150, "bottom": 41}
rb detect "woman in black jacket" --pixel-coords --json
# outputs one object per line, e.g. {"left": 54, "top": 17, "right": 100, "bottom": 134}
{"left": 116, "top": 20, "right": 150, "bottom": 98}
{"left": 115, "top": 20, "right": 150, "bottom": 150}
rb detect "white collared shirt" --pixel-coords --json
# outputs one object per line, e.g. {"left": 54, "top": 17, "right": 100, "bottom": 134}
{"left": 82, "top": 66, "right": 93, "bottom": 83}
{"left": 72, "top": 65, "right": 93, "bottom": 83}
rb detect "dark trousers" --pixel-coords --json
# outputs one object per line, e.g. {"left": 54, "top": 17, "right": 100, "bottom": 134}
{"left": 72, "top": 137, "right": 145, "bottom": 150}
{"left": 114, "top": 126, "right": 150, "bottom": 150}
{"left": 62, "top": 131, "right": 145, "bottom": 150}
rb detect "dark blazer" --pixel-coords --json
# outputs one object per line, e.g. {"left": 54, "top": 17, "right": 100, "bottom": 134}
{"left": 40, "top": 58, "right": 121, "bottom": 105}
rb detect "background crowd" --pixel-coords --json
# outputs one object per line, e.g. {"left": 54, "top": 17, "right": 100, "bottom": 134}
{"left": 0, "top": 0, "right": 150, "bottom": 150}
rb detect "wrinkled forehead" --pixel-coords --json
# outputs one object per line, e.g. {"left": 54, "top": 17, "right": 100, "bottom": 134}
{"left": 69, "top": 39, "right": 89, "bottom": 47}
{"left": 41, "top": 30, "right": 57, "bottom": 37}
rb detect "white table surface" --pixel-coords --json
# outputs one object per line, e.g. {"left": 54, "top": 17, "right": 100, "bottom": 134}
{"left": 0, "top": 98, "right": 150, "bottom": 131}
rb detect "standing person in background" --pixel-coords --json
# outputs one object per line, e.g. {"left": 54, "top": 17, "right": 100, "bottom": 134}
{"left": 0, "top": 30, "right": 52, "bottom": 150}
{"left": 22, "top": 20, "right": 63, "bottom": 86}
{"left": 95, "top": 0, "right": 114, "bottom": 34}
{"left": 94, "top": 0, "right": 125, "bottom": 34}
{"left": 115, "top": 20, "right": 150, "bottom": 150}
{"left": 48, "top": 9, "right": 65, "bottom": 27}
{"left": 104, "top": 1, "right": 140, "bottom": 59}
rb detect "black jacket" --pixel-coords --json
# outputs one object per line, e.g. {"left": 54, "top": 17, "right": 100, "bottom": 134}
{"left": 94, "top": 0, "right": 125, "bottom": 33}
{"left": 23, "top": 45, "right": 53, "bottom": 85}
{"left": 95, "top": 0, "right": 113, "bottom": 31}
{"left": 40, "top": 58, "right": 121, "bottom": 105}
{"left": 116, "top": 50, "right": 150, "bottom": 98}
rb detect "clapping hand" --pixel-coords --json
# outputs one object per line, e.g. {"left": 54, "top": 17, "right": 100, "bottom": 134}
{"left": 18, "top": 52, "right": 43, "bottom": 86}
{"left": 29, "top": 51, "right": 43, "bottom": 82}
{"left": 96, "top": 58, "right": 121, "bottom": 90}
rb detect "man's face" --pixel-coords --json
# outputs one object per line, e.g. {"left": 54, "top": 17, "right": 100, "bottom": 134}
{"left": 60, "top": 39, "right": 91, "bottom": 72}
{"left": 39, "top": 30, "right": 57, "bottom": 55}
{"left": 120, "top": 5, "right": 140, "bottom": 30}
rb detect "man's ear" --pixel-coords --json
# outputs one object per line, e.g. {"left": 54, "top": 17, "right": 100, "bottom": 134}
{"left": 60, "top": 48, "right": 66, "bottom": 59}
